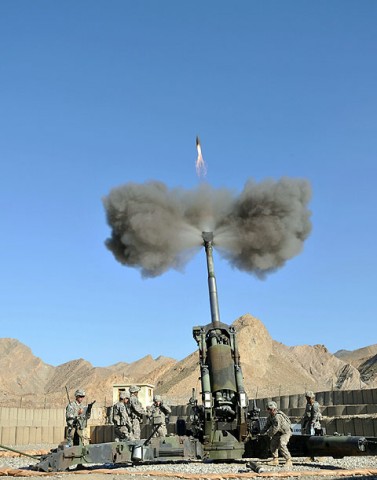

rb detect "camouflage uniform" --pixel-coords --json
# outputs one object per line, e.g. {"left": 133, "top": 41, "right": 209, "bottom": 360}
{"left": 301, "top": 391, "right": 322, "bottom": 435}
{"left": 129, "top": 386, "right": 145, "bottom": 440}
{"left": 113, "top": 393, "right": 133, "bottom": 441}
{"left": 261, "top": 402, "right": 292, "bottom": 463}
{"left": 65, "top": 389, "right": 91, "bottom": 446}
{"left": 147, "top": 396, "right": 171, "bottom": 437}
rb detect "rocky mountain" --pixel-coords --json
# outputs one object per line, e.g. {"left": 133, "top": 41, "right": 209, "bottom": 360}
{"left": 0, "top": 338, "right": 55, "bottom": 404}
{"left": 334, "top": 344, "right": 377, "bottom": 367}
{"left": 334, "top": 344, "right": 377, "bottom": 386}
{"left": 1, "top": 315, "right": 376, "bottom": 407}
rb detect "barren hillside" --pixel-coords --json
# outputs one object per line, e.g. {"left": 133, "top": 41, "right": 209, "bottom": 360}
{"left": 1, "top": 315, "right": 376, "bottom": 407}
{"left": 358, "top": 354, "right": 377, "bottom": 385}
{"left": 334, "top": 344, "right": 377, "bottom": 367}
{"left": 0, "top": 339, "right": 55, "bottom": 403}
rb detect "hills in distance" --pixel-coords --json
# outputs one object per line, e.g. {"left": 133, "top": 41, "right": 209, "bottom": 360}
{"left": 1, "top": 314, "right": 376, "bottom": 408}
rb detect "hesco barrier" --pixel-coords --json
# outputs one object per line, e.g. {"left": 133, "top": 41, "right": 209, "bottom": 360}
{"left": 0, "top": 426, "right": 64, "bottom": 445}
{"left": 1, "top": 388, "right": 377, "bottom": 445}
{"left": 253, "top": 387, "right": 377, "bottom": 437}
{"left": 254, "top": 387, "right": 377, "bottom": 411}
{"left": 0, "top": 406, "right": 107, "bottom": 445}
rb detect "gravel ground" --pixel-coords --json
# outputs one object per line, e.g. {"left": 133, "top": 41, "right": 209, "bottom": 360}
{"left": 0, "top": 445, "right": 376, "bottom": 479}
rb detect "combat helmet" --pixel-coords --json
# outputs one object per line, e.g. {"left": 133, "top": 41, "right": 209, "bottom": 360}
{"left": 305, "top": 391, "right": 315, "bottom": 399}
{"left": 129, "top": 385, "right": 140, "bottom": 394}
{"left": 153, "top": 395, "right": 162, "bottom": 402}
{"left": 266, "top": 401, "right": 277, "bottom": 410}
{"left": 119, "top": 391, "right": 130, "bottom": 400}
{"left": 75, "top": 389, "right": 86, "bottom": 397}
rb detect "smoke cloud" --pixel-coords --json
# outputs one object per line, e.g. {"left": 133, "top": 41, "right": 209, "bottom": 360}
{"left": 103, "top": 179, "right": 312, "bottom": 278}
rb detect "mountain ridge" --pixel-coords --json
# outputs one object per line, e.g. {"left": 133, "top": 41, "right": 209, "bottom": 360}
{"left": 1, "top": 316, "right": 376, "bottom": 407}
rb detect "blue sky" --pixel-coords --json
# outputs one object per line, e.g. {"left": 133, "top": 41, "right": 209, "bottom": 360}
{"left": 1, "top": 1, "right": 376, "bottom": 367}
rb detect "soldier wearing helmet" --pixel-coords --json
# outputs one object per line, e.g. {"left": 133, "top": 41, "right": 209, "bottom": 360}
{"left": 65, "top": 388, "right": 92, "bottom": 447}
{"left": 147, "top": 395, "right": 171, "bottom": 437}
{"left": 259, "top": 401, "right": 293, "bottom": 468}
{"left": 113, "top": 390, "right": 132, "bottom": 441}
{"left": 301, "top": 391, "right": 322, "bottom": 435}
{"left": 128, "top": 385, "right": 145, "bottom": 440}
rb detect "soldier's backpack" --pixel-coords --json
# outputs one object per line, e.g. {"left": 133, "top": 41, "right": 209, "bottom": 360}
{"left": 277, "top": 410, "right": 292, "bottom": 433}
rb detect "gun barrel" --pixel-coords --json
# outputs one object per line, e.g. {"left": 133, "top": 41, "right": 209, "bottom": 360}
{"left": 202, "top": 232, "right": 220, "bottom": 325}
{"left": 306, "top": 435, "right": 369, "bottom": 456}
{"left": 0, "top": 444, "right": 41, "bottom": 460}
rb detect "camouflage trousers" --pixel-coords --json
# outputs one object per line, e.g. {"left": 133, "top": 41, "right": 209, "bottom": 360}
{"left": 152, "top": 423, "right": 168, "bottom": 438}
{"left": 270, "top": 432, "right": 291, "bottom": 460}
{"left": 66, "top": 426, "right": 89, "bottom": 447}
{"left": 115, "top": 425, "right": 133, "bottom": 441}
{"left": 131, "top": 418, "right": 141, "bottom": 440}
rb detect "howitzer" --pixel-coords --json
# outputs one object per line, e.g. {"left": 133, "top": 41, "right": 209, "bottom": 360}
{"left": 190, "top": 231, "right": 248, "bottom": 460}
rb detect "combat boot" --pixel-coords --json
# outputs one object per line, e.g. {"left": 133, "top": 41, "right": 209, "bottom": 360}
{"left": 266, "top": 457, "right": 279, "bottom": 466}
{"left": 284, "top": 458, "right": 293, "bottom": 468}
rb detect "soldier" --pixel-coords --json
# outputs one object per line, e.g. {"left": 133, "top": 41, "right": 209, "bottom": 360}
{"left": 129, "top": 385, "right": 145, "bottom": 440}
{"left": 65, "top": 389, "right": 93, "bottom": 447}
{"left": 301, "top": 391, "right": 322, "bottom": 462}
{"left": 301, "top": 391, "right": 322, "bottom": 435}
{"left": 147, "top": 395, "right": 171, "bottom": 437}
{"left": 113, "top": 391, "right": 133, "bottom": 441}
{"left": 260, "top": 401, "right": 293, "bottom": 468}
